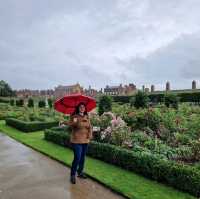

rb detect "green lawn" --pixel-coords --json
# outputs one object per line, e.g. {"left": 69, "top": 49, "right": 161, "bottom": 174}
{"left": 0, "top": 120, "right": 196, "bottom": 199}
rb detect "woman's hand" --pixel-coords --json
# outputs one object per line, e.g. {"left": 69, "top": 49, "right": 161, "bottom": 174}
{"left": 68, "top": 116, "right": 79, "bottom": 127}
{"left": 73, "top": 117, "right": 78, "bottom": 123}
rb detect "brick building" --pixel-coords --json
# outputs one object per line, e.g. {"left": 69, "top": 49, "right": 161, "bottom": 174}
{"left": 104, "top": 83, "right": 136, "bottom": 96}
{"left": 54, "top": 83, "right": 83, "bottom": 99}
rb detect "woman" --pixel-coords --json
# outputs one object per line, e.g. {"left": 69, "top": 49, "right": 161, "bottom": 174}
{"left": 62, "top": 102, "right": 93, "bottom": 184}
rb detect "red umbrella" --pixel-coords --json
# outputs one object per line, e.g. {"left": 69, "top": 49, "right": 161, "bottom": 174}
{"left": 54, "top": 93, "right": 96, "bottom": 115}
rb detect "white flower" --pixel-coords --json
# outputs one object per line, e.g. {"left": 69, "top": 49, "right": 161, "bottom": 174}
{"left": 93, "top": 126, "right": 100, "bottom": 131}
{"left": 100, "top": 131, "right": 107, "bottom": 139}
{"left": 103, "top": 112, "right": 115, "bottom": 120}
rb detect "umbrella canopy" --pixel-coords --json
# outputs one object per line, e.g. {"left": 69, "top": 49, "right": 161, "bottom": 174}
{"left": 54, "top": 93, "right": 96, "bottom": 115}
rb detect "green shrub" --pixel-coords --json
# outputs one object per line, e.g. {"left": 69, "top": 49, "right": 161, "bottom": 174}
{"left": 130, "top": 96, "right": 136, "bottom": 107}
{"left": 48, "top": 98, "right": 53, "bottom": 108}
{"left": 110, "top": 126, "right": 132, "bottom": 147}
{"left": 16, "top": 99, "right": 24, "bottom": 107}
{"left": 99, "top": 114, "right": 112, "bottom": 130}
{"left": 28, "top": 98, "right": 34, "bottom": 107}
{"left": 6, "top": 118, "right": 58, "bottom": 132}
{"left": 174, "top": 146, "right": 193, "bottom": 161}
{"left": 164, "top": 93, "right": 179, "bottom": 109}
{"left": 38, "top": 100, "right": 46, "bottom": 108}
{"left": 0, "top": 80, "right": 14, "bottom": 97}
{"left": 190, "top": 140, "right": 200, "bottom": 161}
{"left": 133, "top": 91, "right": 149, "bottom": 109}
{"left": 98, "top": 95, "right": 112, "bottom": 115}
{"left": 10, "top": 99, "right": 15, "bottom": 106}
{"left": 174, "top": 132, "right": 191, "bottom": 145}
{"left": 122, "top": 112, "right": 137, "bottom": 130}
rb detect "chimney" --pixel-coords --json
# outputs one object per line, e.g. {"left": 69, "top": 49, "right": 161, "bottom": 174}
{"left": 192, "top": 80, "right": 197, "bottom": 89}
{"left": 166, "top": 81, "right": 170, "bottom": 91}
{"left": 151, "top": 85, "right": 155, "bottom": 92}
{"left": 142, "top": 85, "right": 145, "bottom": 92}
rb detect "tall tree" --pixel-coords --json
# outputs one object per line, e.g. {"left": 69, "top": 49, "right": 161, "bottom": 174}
{"left": 0, "top": 80, "right": 14, "bottom": 97}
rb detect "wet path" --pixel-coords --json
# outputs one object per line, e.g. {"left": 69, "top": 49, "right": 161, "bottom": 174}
{"left": 0, "top": 133, "right": 124, "bottom": 199}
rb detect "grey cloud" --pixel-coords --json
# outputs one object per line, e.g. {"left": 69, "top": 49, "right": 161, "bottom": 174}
{"left": 0, "top": 0, "right": 200, "bottom": 90}
{"left": 115, "top": 32, "right": 200, "bottom": 89}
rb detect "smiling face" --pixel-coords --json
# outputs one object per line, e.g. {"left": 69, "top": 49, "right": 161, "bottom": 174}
{"left": 79, "top": 104, "right": 86, "bottom": 114}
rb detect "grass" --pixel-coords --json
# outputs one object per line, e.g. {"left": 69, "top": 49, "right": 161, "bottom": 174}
{"left": 0, "top": 120, "right": 196, "bottom": 199}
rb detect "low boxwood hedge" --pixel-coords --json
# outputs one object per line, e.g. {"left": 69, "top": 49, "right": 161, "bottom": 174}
{"left": 6, "top": 118, "right": 59, "bottom": 132}
{"left": 44, "top": 128, "right": 200, "bottom": 197}
{"left": 0, "top": 98, "right": 10, "bottom": 103}
{"left": 112, "top": 91, "right": 200, "bottom": 104}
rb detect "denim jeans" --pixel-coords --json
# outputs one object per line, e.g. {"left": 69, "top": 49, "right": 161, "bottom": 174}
{"left": 71, "top": 143, "right": 88, "bottom": 176}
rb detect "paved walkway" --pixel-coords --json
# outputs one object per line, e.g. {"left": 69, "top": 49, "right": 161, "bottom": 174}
{"left": 0, "top": 133, "right": 124, "bottom": 199}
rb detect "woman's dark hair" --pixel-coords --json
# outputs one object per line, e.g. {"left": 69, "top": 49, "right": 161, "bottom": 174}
{"left": 72, "top": 102, "right": 88, "bottom": 116}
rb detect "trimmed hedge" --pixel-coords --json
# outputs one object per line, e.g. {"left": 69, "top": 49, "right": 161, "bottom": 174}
{"left": 44, "top": 128, "right": 200, "bottom": 197}
{"left": 6, "top": 118, "right": 59, "bottom": 132}
{"left": 113, "top": 96, "right": 132, "bottom": 103}
{"left": 0, "top": 98, "right": 10, "bottom": 103}
{"left": 178, "top": 92, "right": 200, "bottom": 103}
{"left": 112, "top": 91, "right": 200, "bottom": 104}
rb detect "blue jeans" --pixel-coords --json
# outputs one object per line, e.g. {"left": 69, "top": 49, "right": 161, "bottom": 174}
{"left": 71, "top": 143, "right": 88, "bottom": 176}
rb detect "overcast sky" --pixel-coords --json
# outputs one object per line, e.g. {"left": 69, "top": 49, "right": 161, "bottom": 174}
{"left": 0, "top": 0, "right": 200, "bottom": 91}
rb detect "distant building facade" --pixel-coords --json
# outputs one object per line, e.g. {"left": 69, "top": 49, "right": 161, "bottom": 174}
{"left": 104, "top": 83, "right": 136, "bottom": 96}
{"left": 124, "top": 83, "right": 137, "bottom": 95}
{"left": 15, "top": 80, "right": 200, "bottom": 99}
{"left": 15, "top": 89, "right": 54, "bottom": 98}
{"left": 40, "top": 89, "right": 54, "bottom": 97}
{"left": 84, "top": 85, "right": 99, "bottom": 97}
{"left": 54, "top": 83, "right": 83, "bottom": 99}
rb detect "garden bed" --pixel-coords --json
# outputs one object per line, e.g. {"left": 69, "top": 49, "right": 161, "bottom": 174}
{"left": 44, "top": 127, "right": 200, "bottom": 197}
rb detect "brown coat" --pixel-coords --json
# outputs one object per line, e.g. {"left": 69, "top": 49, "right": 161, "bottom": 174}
{"left": 68, "top": 114, "right": 93, "bottom": 144}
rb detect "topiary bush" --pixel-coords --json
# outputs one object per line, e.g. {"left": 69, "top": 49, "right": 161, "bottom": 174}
{"left": 48, "top": 98, "right": 53, "bottom": 108}
{"left": 38, "top": 100, "right": 46, "bottom": 108}
{"left": 16, "top": 99, "right": 24, "bottom": 107}
{"left": 133, "top": 91, "right": 149, "bottom": 109}
{"left": 10, "top": 99, "right": 15, "bottom": 106}
{"left": 98, "top": 95, "right": 112, "bottom": 115}
{"left": 28, "top": 98, "right": 34, "bottom": 107}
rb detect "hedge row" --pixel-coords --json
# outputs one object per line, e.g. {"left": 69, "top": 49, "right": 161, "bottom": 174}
{"left": 6, "top": 118, "right": 59, "bottom": 132}
{"left": 112, "top": 91, "right": 200, "bottom": 104}
{"left": 44, "top": 128, "right": 200, "bottom": 197}
{"left": 0, "top": 98, "right": 10, "bottom": 103}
